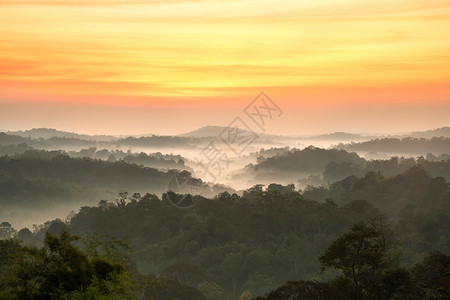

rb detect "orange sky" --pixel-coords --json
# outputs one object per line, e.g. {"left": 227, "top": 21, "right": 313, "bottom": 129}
{"left": 0, "top": 0, "right": 449, "bottom": 135}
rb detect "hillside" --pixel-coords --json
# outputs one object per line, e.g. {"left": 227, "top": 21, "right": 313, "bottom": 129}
{"left": 410, "top": 126, "right": 450, "bottom": 139}
{"left": 337, "top": 137, "right": 450, "bottom": 155}
{"left": 8, "top": 128, "right": 117, "bottom": 141}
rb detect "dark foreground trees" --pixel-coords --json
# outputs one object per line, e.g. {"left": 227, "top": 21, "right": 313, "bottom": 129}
{"left": 319, "top": 222, "right": 450, "bottom": 299}
{"left": 254, "top": 281, "right": 346, "bottom": 300}
{"left": 411, "top": 251, "right": 450, "bottom": 299}
{"left": 319, "top": 222, "right": 408, "bottom": 299}
{"left": 1, "top": 166, "right": 449, "bottom": 298}
{"left": 0, "top": 231, "right": 160, "bottom": 299}
{"left": 257, "top": 223, "right": 450, "bottom": 300}
{"left": 2, "top": 219, "right": 449, "bottom": 299}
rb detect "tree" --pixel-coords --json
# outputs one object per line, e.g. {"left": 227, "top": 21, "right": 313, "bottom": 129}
{"left": 46, "top": 218, "right": 68, "bottom": 235}
{"left": 0, "top": 231, "right": 156, "bottom": 299}
{"left": 243, "top": 272, "right": 278, "bottom": 297}
{"left": 254, "top": 280, "right": 346, "bottom": 300}
{"left": 145, "top": 279, "right": 205, "bottom": 300}
{"left": 41, "top": 231, "right": 96, "bottom": 293}
{"left": 161, "top": 263, "right": 206, "bottom": 300}
{"left": 220, "top": 252, "right": 246, "bottom": 299}
{"left": 319, "top": 223, "right": 394, "bottom": 299}
{"left": 197, "top": 281, "right": 226, "bottom": 300}
{"left": 17, "top": 227, "right": 33, "bottom": 243}
{"left": 411, "top": 251, "right": 450, "bottom": 298}
{"left": 238, "top": 290, "right": 253, "bottom": 300}
{"left": 0, "top": 238, "right": 47, "bottom": 299}
{"left": 161, "top": 263, "right": 206, "bottom": 288}
{"left": 0, "top": 221, "right": 15, "bottom": 239}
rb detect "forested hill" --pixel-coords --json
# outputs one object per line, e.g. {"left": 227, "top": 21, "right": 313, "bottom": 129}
{"left": 5, "top": 166, "right": 447, "bottom": 299}
{"left": 0, "top": 132, "right": 98, "bottom": 149}
{"left": 0, "top": 153, "right": 172, "bottom": 205}
{"left": 305, "top": 165, "right": 450, "bottom": 215}
{"left": 250, "top": 146, "right": 364, "bottom": 173}
{"left": 410, "top": 126, "right": 450, "bottom": 139}
{"left": 0, "top": 131, "right": 228, "bottom": 151}
{"left": 7, "top": 128, "right": 116, "bottom": 141}
{"left": 233, "top": 147, "right": 364, "bottom": 185}
{"left": 0, "top": 152, "right": 233, "bottom": 208}
{"left": 234, "top": 146, "right": 450, "bottom": 187}
{"left": 337, "top": 136, "right": 450, "bottom": 154}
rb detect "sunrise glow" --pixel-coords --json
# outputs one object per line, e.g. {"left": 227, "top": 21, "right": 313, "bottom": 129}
{"left": 1, "top": 0, "right": 449, "bottom": 134}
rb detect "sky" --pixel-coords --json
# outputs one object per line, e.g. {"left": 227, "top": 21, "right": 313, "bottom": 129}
{"left": 0, "top": 0, "right": 449, "bottom": 135}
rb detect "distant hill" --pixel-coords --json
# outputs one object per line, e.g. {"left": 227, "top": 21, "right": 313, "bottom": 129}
{"left": 0, "top": 132, "right": 28, "bottom": 145}
{"left": 8, "top": 128, "right": 116, "bottom": 141}
{"left": 305, "top": 132, "right": 374, "bottom": 141}
{"left": 0, "top": 132, "right": 98, "bottom": 149}
{"left": 250, "top": 146, "right": 364, "bottom": 173}
{"left": 337, "top": 137, "right": 450, "bottom": 155}
{"left": 181, "top": 127, "right": 378, "bottom": 143}
{"left": 180, "top": 126, "right": 248, "bottom": 138}
{"left": 298, "top": 127, "right": 450, "bottom": 141}
{"left": 410, "top": 127, "right": 450, "bottom": 139}
{"left": 6, "top": 126, "right": 449, "bottom": 146}
{"left": 231, "top": 147, "right": 365, "bottom": 187}
{"left": 179, "top": 125, "right": 288, "bottom": 142}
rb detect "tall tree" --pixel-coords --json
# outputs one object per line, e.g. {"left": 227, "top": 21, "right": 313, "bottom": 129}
{"left": 319, "top": 223, "right": 394, "bottom": 299}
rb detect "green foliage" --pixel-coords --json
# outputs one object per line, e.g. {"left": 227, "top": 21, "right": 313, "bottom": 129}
{"left": 411, "top": 251, "right": 450, "bottom": 298}
{"left": 197, "top": 281, "right": 226, "bottom": 300}
{"left": 308, "top": 166, "right": 450, "bottom": 217}
{"left": 0, "top": 221, "right": 16, "bottom": 239}
{"left": 242, "top": 272, "right": 278, "bottom": 297}
{"left": 0, "top": 239, "right": 47, "bottom": 299}
{"left": 19, "top": 168, "right": 444, "bottom": 297}
{"left": 239, "top": 145, "right": 450, "bottom": 187}
{"left": 0, "top": 153, "right": 174, "bottom": 205}
{"left": 52, "top": 184, "right": 359, "bottom": 296}
{"left": 319, "top": 222, "right": 396, "bottom": 299}
{"left": 238, "top": 290, "right": 253, "bottom": 300}
{"left": 0, "top": 231, "right": 158, "bottom": 299}
{"left": 17, "top": 227, "right": 33, "bottom": 243}
{"left": 255, "top": 280, "right": 346, "bottom": 300}
{"left": 2, "top": 166, "right": 448, "bottom": 298}
{"left": 319, "top": 223, "right": 449, "bottom": 299}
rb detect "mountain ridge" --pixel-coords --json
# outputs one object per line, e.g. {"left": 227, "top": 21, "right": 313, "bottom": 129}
{"left": 4, "top": 126, "right": 450, "bottom": 141}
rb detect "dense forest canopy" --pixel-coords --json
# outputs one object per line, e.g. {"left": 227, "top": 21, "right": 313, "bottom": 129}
{"left": 234, "top": 146, "right": 450, "bottom": 187}
{"left": 1, "top": 127, "right": 450, "bottom": 299}
{"left": 2, "top": 166, "right": 449, "bottom": 299}
{"left": 337, "top": 137, "right": 450, "bottom": 155}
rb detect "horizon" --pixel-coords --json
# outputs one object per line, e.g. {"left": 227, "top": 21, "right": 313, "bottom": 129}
{"left": 2, "top": 124, "right": 449, "bottom": 138}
